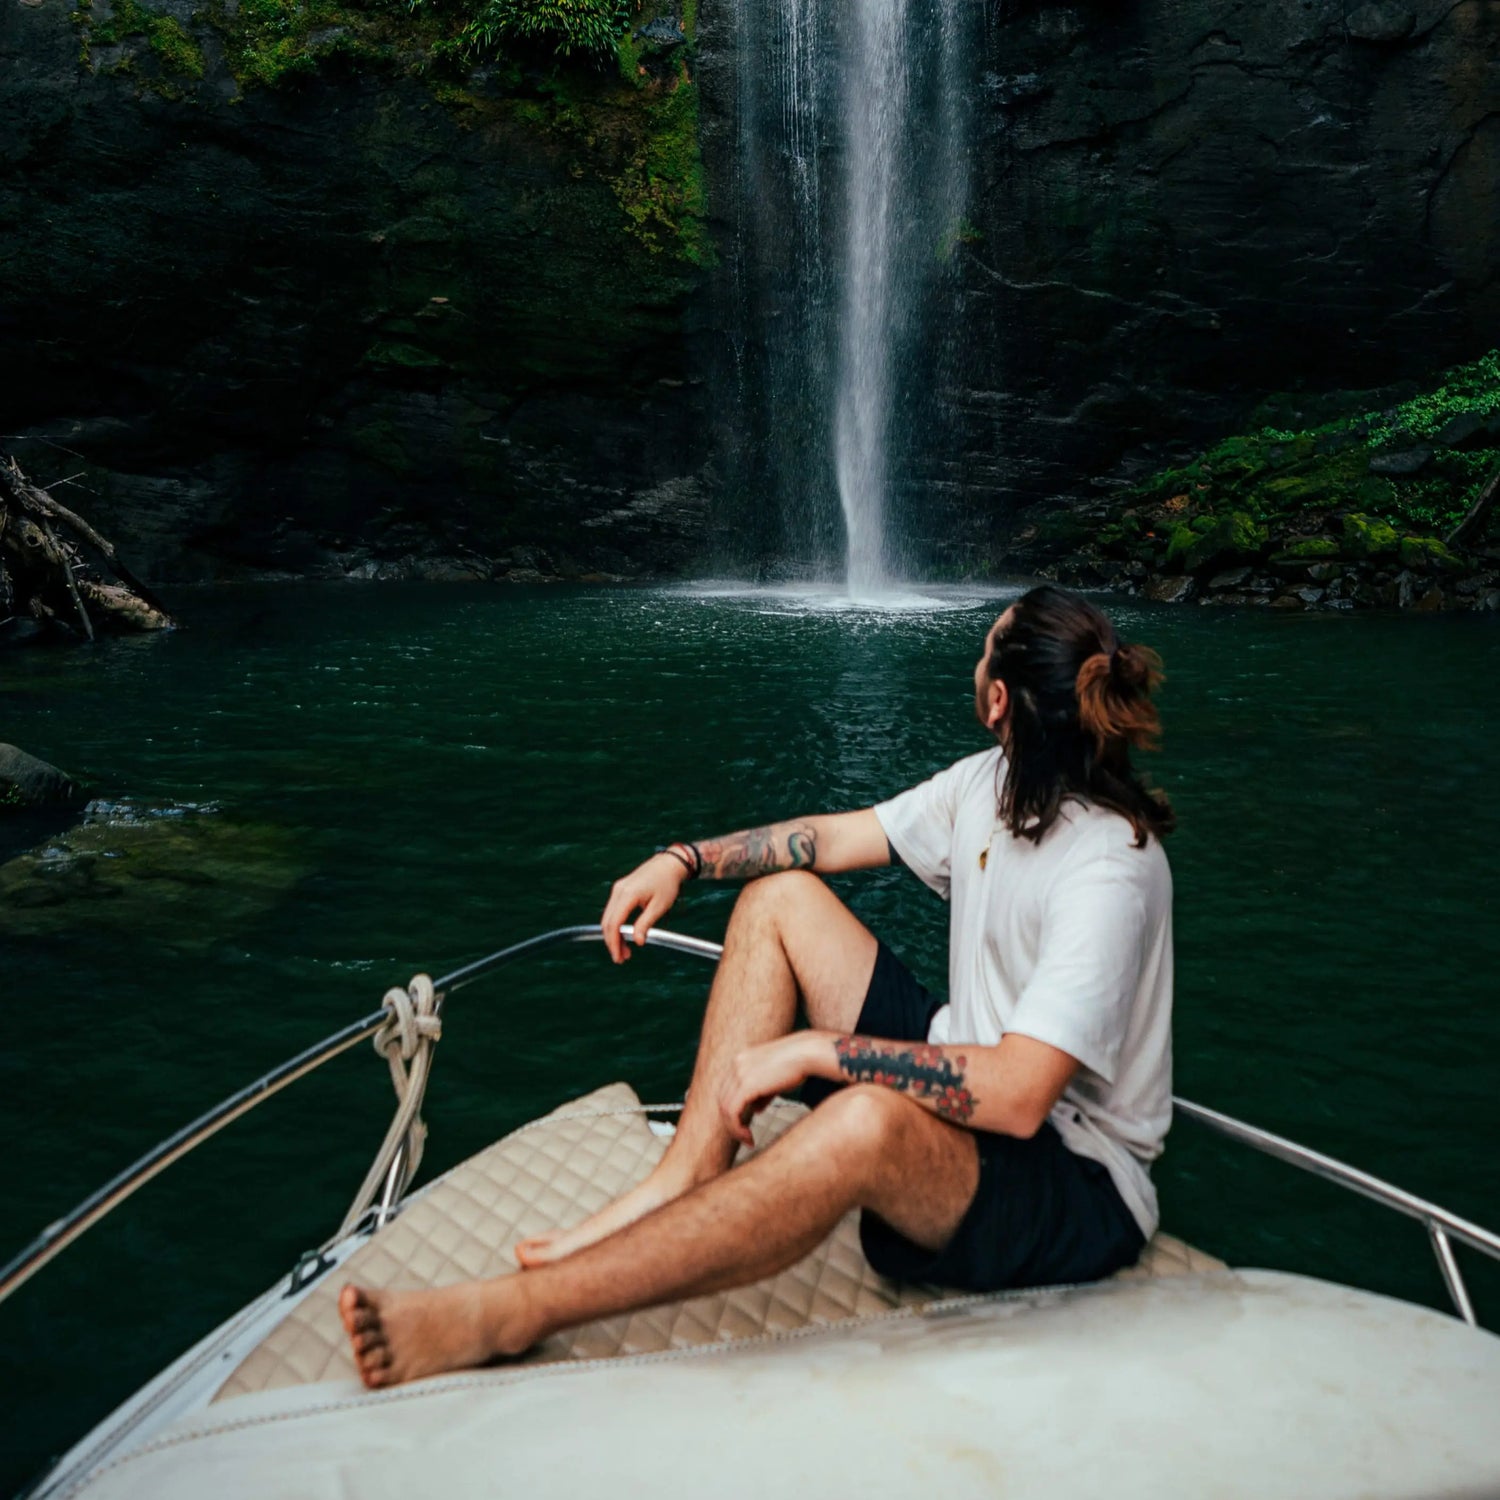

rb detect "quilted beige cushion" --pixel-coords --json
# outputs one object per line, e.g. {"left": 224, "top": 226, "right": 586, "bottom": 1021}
{"left": 215, "top": 1083, "right": 1222, "bottom": 1402}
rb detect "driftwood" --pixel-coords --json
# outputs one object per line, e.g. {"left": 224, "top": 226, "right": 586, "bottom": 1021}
{"left": 0, "top": 455, "right": 174, "bottom": 642}
{"left": 1445, "top": 457, "right": 1500, "bottom": 552}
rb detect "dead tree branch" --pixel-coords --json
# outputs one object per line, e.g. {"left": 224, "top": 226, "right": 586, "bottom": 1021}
{"left": 0, "top": 454, "right": 173, "bottom": 643}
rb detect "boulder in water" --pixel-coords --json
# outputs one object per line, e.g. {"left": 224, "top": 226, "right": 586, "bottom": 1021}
{"left": 0, "top": 745, "right": 86, "bottom": 810}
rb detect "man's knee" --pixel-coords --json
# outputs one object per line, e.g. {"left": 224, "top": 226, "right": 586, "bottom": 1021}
{"left": 730, "top": 868, "right": 826, "bottom": 926}
{"left": 811, "top": 1084, "right": 912, "bottom": 1161}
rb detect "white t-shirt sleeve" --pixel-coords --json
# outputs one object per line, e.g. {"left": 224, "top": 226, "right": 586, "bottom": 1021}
{"left": 872, "top": 755, "right": 979, "bottom": 901}
{"left": 1005, "top": 840, "right": 1149, "bottom": 1085}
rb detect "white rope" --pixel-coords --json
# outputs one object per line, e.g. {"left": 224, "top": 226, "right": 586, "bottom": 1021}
{"left": 338, "top": 975, "right": 442, "bottom": 1237}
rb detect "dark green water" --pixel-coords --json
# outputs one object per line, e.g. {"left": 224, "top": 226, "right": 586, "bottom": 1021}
{"left": 3, "top": 582, "right": 1498, "bottom": 1491}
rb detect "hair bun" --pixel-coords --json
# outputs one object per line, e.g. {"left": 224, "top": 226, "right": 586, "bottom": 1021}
{"left": 1076, "top": 640, "right": 1164, "bottom": 754}
{"left": 1112, "top": 641, "right": 1155, "bottom": 694}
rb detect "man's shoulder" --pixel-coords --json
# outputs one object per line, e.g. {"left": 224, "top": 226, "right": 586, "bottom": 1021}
{"left": 882, "top": 745, "right": 1001, "bottom": 813}
{"left": 1049, "top": 802, "right": 1173, "bottom": 891}
{"left": 932, "top": 745, "right": 1003, "bottom": 797}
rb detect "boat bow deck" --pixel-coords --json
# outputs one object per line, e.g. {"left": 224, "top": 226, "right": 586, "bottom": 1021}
{"left": 217, "top": 1082, "right": 1224, "bottom": 1399}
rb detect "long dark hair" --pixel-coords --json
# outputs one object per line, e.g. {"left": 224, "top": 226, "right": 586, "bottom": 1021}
{"left": 988, "top": 584, "right": 1174, "bottom": 847}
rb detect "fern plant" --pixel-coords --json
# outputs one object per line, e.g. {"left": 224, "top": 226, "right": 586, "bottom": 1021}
{"left": 460, "top": 0, "right": 629, "bottom": 57}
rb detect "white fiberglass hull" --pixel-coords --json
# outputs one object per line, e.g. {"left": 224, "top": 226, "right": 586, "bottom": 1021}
{"left": 69, "top": 1269, "right": 1500, "bottom": 1500}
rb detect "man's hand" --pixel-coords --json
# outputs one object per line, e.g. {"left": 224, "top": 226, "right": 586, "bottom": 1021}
{"left": 718, "top": 1034, "right": 823, "bottom": 1146}
{"left": 600, "top": 852, "right": 690, "bottom": 963}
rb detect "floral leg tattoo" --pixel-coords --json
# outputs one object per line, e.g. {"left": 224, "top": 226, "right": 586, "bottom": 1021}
{"left": 833, "top": 1037, "right": 977, "bottom": 1124}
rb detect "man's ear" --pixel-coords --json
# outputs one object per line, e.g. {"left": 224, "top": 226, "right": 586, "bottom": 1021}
{"left": 985, "top": 677, "right": 1009, "bottom": 732}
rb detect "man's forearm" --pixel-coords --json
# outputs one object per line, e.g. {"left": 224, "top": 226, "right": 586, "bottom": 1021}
{"left": 794, "top": 1031, "right": 1069, "bottom": 1139}
{"left": 687, "top": 820, "right": 819, "bottom": 879}
{"left": 824, "top": 1033, "right": 980, "bottom": 1125}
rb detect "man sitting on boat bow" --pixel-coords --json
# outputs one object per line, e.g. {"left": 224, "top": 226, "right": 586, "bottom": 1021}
{"left": 340, "top": 584, "right": 1175, "bottom": 1386}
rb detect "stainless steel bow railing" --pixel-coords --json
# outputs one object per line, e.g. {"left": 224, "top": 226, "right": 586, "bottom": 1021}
{"left": 3, "top": 923, "right": 1497, "bottom": 1327}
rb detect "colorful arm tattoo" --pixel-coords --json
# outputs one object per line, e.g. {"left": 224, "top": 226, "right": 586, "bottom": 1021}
{"left": 834, "top": 1036, "right": 977, "bottom": 1124}
{"left": 693, "top": 822, "right": 818, "bottom": 880}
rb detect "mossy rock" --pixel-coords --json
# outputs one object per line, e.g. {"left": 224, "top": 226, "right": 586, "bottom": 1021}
{"left": 1271, "top": 537, "right": 1340, "bottom": 561}
{"left": 0, "top": 802, "right": 304, "bottom": 942}
{"left": 1398, "top": 535, "right": 1465, "bottom": 573}
{"left": 1163, "top": 523, "right": 1198, "bottom": 569}
{"left": 1205, "top": 435, "right": 1271, "bottom": 483}
{"left": 1182, "top": 511, "right": 1267, "bottom": 573}
{"left": 0, "top": 745, "right": 86, "bottom": 811}
{"left": 1342, "top": 512, "right": 1400, "bottom": 558}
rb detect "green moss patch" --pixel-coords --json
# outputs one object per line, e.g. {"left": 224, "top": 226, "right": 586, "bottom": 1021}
{"left": 1110, "top": 350, "right": 1500, "bottom": 575}
{"left": 1342, "top": 511, "right": 1399, "bottom": 559}
{"left": 607, "top": 64, "right": 710, "bottom": 263}
{"left": 1398, "top": 535, "right": 1465, "bottom": 573}
{"left": 1272, "top": 537, "right": 1339, "bottom": 561}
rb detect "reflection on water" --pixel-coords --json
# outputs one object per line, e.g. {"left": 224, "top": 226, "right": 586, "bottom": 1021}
{"left": 1, "top": 582, "right": 1498, "bottom": 1490}
{"left": 678, "top": 580, "right": 1013, "bottom": 615}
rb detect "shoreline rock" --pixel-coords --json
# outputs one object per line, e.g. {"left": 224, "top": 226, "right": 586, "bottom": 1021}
{"left": 0, "top": 745, "right": 87, "bottom": 811}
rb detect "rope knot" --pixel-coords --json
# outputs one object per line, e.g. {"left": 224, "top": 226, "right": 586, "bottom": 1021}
{"left": 341, "top": 973, "right": 443, "bottom": 1236}
{"left": 375, "top": 974, "right": 441, "bottom": 1063}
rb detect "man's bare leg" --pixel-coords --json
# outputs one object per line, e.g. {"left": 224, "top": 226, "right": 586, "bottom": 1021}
{"left": 516, "top": 871, "right": 877, "bottom": 1266}
{"left": 342, "top": 1084, "right": 979, "bottom": 1387}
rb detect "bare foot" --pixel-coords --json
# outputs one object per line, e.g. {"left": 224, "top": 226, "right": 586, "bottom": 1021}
{"left": 338, "top": 1281, "right": 533, "bottom": 1389}
{"left": 515, "top": 1170, "right": 689, "bottom": 1268}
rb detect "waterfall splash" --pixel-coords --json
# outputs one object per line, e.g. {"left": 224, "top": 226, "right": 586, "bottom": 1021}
{"left": 725, "top": 0, "right": 973, "bottom": 596}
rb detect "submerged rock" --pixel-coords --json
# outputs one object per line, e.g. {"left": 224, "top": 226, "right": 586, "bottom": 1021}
{"left": 0, "top": 801, "right": 304, "bottom": 944}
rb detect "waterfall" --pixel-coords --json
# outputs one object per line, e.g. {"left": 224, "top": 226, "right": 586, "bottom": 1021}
{"left": 833, "top": 0, "right": 907, "bottom": 597}
{"left": 724, "top": 0, "right": 973, "bottom": 593}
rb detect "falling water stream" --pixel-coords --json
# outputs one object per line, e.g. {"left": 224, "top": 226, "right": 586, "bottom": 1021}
{"left": 730, "top": 0, "right": 973, "bottom": 593}
{"left": 834, "top": 0, "right": 909, "bottom": 595}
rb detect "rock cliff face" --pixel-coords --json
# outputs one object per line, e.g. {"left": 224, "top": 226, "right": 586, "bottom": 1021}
{"left": 2, "top": 0, "right": 1497, "bottom": 582}
{"left": 696, "top": 0, "right": 1500, "bottom": 571}
{"left": 0, "top": 0, "right": 711, "bottom": 582}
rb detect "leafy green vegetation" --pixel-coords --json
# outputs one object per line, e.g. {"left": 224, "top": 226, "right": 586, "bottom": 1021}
{"left": 1056, "top": 351, "right": 1500, "bottom": 606}
{"left": 448, "top": 0, "right": 628, "bottom": 60}
{"left": 70, "top": 0, "right": 709, "bottom": 264}
{"left": 1115, "top": 350, "right": 1500, "bottom": 550}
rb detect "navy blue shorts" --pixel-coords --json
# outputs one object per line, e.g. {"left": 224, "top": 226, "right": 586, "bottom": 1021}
{"left": 803, "top": 943, "right": 1146, "bottom": 1292}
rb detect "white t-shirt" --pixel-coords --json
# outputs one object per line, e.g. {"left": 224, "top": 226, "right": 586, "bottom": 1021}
{"left": 874, "top": 746, "right": 1173, "bottom": 1240}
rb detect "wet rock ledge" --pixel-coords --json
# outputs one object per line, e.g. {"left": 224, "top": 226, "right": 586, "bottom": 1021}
{"left": 1033, "top": 353, "right": 1500, "bottom": 612}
